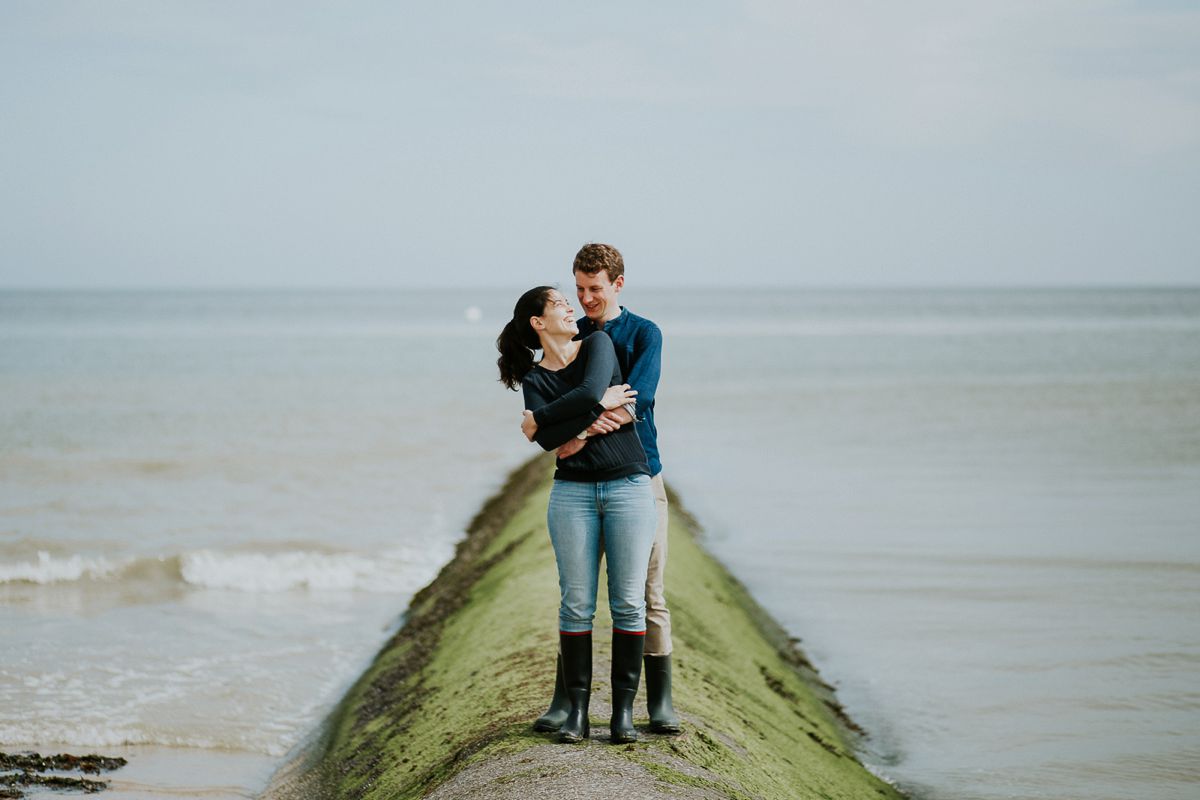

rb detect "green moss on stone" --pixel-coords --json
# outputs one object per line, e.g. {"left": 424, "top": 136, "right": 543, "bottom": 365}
{"left": 284, "top": 455, "right": 903, "bottom": 800}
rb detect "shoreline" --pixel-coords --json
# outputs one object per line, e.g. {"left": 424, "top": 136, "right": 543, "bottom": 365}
{"left": 262, "top": 454, "right": 904, "bottom": 799}
{"left": 0, "top": 743, "right": 276, "bottom": 799}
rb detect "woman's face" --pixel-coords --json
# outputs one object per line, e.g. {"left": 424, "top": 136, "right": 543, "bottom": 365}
{"left": 533, "top": 291, "right": 579, "bottom": 338}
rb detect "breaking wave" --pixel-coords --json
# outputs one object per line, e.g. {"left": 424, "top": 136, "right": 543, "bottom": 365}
{"left": 0, "top": 552, "right": 123, "bottom": 584}
{"left": 178, "top": 548, "right": 426, "bottom": 593}
{"left": 0, "top": 544, "right": 446, "bottom": 594}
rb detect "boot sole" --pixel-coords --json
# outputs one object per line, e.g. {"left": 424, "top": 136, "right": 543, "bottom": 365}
{"left": 533, "top": 719, "right": 564, "bottom": 732}
{"left": 649, "top": 723, "right": 681, "bottom": 734}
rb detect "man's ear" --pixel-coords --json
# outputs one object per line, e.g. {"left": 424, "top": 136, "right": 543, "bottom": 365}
{"left": 613, "top": 275, "right": 625, "bottom": 292}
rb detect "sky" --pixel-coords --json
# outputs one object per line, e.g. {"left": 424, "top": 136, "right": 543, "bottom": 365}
{"left": 1, "top": 1, "right": 1198, "bottom": 288}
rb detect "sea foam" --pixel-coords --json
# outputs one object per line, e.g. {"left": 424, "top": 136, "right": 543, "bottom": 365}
{"left": 1, "top": 546, "right": 444, "bottom": 593}
{"left": 178, "top": 548, "right": 422, "bottom": 593}
{"left": 0, "top": 551, "right": 122, "bottom": 584}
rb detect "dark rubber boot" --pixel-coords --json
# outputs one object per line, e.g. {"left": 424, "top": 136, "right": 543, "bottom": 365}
{"left": 533, "top": 652, "right": 569, "bottom": 732}
{"left": 558, "top": 632, "right": 592, "bottom": 743}
{"left": 610, "top": 631, "right": 645, "bottom": 743}
{"left": 645, "top": 654, "right": 682, "bottom": 734}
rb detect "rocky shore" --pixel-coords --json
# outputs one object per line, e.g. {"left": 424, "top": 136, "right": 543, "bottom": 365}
{"left": 0, "top": 752, "right": 127, "bottom": 797}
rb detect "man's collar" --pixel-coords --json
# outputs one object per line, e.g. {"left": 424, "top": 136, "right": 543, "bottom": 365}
{"left": 594, "top": 306, "right": 627, "bottom": 331}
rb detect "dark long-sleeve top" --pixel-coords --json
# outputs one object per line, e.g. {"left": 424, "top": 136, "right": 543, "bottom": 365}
{"left": 521, "top": 331, "right": 650, "bottom": 482}
{"left": 578, "top": 307, "right": 663, "bottom": 475}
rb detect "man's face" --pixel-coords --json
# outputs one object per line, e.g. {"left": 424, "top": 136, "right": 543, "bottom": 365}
{"left": 575, "top": 270, "right": 624, "bottom": 323}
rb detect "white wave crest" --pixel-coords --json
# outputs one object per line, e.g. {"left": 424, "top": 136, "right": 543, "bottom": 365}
{"left": 0, "top": 551, "right": 121, "bottom": 584}
{"left": 1, "top": 544, "right": 449, "bottom": 594}
{"left": 179, "top": 549, "right": 425, "bottom": 593}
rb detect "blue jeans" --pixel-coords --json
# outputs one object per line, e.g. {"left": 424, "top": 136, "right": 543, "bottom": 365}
{"left": 547, "top": 474, "right": 657, "bottom": 634}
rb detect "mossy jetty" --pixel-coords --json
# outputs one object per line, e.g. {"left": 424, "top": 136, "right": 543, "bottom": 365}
{"left": 265, "top": 454, "right": 903, "bottom": 800}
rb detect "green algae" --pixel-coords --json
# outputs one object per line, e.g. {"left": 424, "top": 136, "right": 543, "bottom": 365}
{"left": 282, "top": 455, "right": 903, "bottom": 800}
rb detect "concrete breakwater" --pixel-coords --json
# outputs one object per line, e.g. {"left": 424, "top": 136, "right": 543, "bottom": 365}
{"left": 264, "top": 454, "right": 903, "bottom": 799}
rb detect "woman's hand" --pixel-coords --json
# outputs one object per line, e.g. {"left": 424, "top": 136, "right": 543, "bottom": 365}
{"left": 521, "top": 410, "right": 538, "bottom": 442}
{"left": 555, "top": 437, "right": 587, "bottom": 459}
{"left": 586, "top": 405, "right": 633, "bottom": 436}
{"left": 600, "top": 383, "right": 637, "bottom": 410}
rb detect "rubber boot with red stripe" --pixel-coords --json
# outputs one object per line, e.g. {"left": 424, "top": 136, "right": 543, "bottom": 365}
{"left": 533, "top": 652, "right": 569, "bottom": 732}
{"left": 610, "top": 630, "right": 644, "bottom": 744}
{"left": 558, "top": 631, "right": 592, "bottom": 743}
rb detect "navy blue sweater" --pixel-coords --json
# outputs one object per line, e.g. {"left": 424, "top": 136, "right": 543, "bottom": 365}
{"left": 578, "top": 308, "right": 663, "bottom": 475}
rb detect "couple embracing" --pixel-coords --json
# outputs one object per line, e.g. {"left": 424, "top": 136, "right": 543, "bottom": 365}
{"left": 496, "top": 243, "right": 679, "bottom": 744}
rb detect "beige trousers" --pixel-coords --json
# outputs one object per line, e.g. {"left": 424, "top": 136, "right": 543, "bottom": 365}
{"left": 645, "top": 473, "right": 672, "bottom": 656}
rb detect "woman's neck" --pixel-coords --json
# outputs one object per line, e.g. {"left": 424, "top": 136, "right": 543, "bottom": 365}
{"left": 538, "top": 334, "right": 580, "bottom": 371}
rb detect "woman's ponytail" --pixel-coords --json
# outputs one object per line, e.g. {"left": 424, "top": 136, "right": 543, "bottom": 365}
{"left": 497, "top": 286, "right": 554, "bottom": 390}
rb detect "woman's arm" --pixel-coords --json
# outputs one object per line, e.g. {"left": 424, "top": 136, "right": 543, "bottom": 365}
{"left": 530, "top": 333, "right": 622, "bottom": 428}
{"left": 522, "top": 380, "right": 604, "bottom": 451}
{"left": 537, "top": 411, "right": 606, "bottom": 451}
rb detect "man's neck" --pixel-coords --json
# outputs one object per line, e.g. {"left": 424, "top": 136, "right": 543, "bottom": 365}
{"left": 593, "top": 306, "right": 622, "bottom": 330}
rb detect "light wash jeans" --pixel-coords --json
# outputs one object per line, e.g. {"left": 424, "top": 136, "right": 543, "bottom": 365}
{"left": 547, "top": 474, "right": 657, "bottom": 634}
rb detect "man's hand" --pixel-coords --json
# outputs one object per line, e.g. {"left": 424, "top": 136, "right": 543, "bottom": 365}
{"left": 521, "top": 410, "right": 537, "bottom": 442}
{"left": 586, "top": 406, "right": 633, "bottom": 436}
{"left": 556, "top": 437, "right": 587, "bottom": 459}
{"left": 601, "top": 383, "right": 637, "bottom": 410}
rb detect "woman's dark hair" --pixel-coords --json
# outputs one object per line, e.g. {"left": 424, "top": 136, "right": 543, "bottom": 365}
{"left": 497, "top": 285, "right": 555, "bottom": 390}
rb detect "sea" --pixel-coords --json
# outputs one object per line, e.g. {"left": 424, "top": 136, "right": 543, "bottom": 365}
{"left": 1, "top": 287, "right": 1197, "bottom": 799}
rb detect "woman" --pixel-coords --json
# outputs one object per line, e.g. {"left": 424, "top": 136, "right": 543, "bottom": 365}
{"left": 496, "top": 286, "right": 657, "bottom": 744}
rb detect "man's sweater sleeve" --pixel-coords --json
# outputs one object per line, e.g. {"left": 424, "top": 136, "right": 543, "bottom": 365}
{"left": 624, "top": 321, "right": 662, "bottom": 420}
{"left": 529, "top": 333, "right": 617, "bottom": 427}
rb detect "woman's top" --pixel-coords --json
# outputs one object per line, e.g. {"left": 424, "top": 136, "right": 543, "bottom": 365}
{"left": 521, "top": 331, "right": 651, "bottom": 482}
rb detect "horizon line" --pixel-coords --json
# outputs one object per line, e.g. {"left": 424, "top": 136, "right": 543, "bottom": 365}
{"left": 4, "top": 283, "right": 1199, "bottom": 293}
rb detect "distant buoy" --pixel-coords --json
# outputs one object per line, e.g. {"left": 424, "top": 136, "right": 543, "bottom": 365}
{"left": 464, "top": 306, "right": 483, "bottom": 323}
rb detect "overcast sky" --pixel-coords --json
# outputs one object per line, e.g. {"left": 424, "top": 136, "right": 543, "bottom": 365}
{"left": 2, "top": 1, "right": 1198, "bottom": 288}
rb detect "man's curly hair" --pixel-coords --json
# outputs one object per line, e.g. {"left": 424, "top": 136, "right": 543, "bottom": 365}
{"left": 572, "top": 243, "right": 624, "bottom": 283}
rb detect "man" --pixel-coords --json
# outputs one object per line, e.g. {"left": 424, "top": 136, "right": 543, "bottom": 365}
{"left": 532, "top": 242, "right": 680, "bottom": 735}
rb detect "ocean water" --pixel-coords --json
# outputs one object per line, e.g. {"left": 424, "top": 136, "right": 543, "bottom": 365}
{"left": 2, "top": 288, "right": 1198, "bottom": 799}
{"left": 653, "top": 288, "right": 1200, "bottom": 800}
{"left": 0, "top": 290, "right": 520, "bottom": 796}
